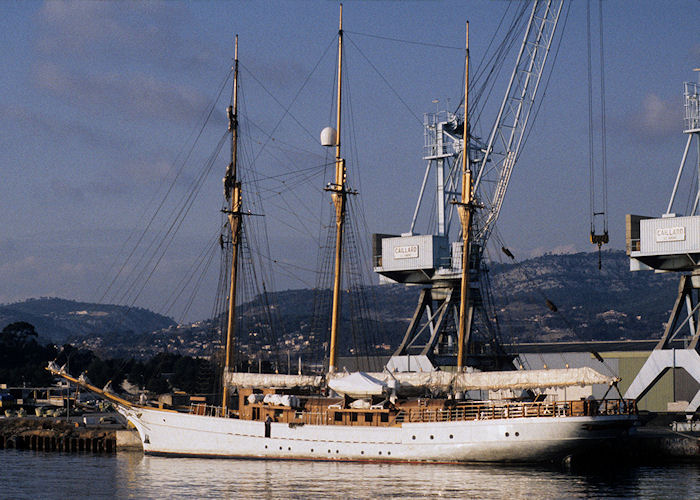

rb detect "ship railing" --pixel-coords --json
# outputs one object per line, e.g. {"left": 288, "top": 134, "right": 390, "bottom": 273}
{"left": 186, "top": 399, "right": 636, "bottom": 424}
{"left": 400, "top": 399, "right": 636, "bottom": 424}
{"left": 189, "top": 403, "right": 224, "bottom": 418}
{"left": 300, "top": 411, "right": 328, "bottom": 425}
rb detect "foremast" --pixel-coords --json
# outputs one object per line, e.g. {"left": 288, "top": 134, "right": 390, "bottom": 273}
{"left": 222, "top": 35, "right": 241, "bottom": 412}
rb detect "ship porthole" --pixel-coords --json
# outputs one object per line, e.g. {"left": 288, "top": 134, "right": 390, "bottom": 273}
{"left": 412, "top": 435, "right": 416, "bottom": 440}
{"left": 336, "top": 450, "right": 339, "bottom": 454}
{"left": 378, "top": 451, "right": 382, "bottom": 455}
{"left": 361, "top": 451, "right": 364, "bottom": 455}
{"left": 311, "top": 448, "right": 314, "bottom": 452}
{"left": 505, "top": 432, "right": 510, "bottom": 437}
{"left": 288, "top": 447, "right": 291, "bottom": 450}
{"left": 515, "top": 432, "right": 519, "bottom": 437}
{"left": 387, "top": 451, "right": 391, "bottom": 455}
{"left": 429, "top": 435, "right": 434, "bottom": 440}
{"left": 264, "top": 445, "right": 268, "bottom": 449}
{"left": 449, "top": 434, "right": 454, "bottom": 439}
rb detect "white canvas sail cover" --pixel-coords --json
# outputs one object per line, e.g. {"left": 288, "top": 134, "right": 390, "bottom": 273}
{"left": 365, "top": 367, "right": 616, "bottom": 392}
{"left": 327, "top": 372, "right": 387, "bottom": 398}
{"left": 225, "top": 372, "right": 323, "bottom": 389}
{"left": 224, "top": 367, "right": 615, "bottom": 393}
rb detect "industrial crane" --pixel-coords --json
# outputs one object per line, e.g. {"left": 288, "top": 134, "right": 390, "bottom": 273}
{"left": 374, "top": 0, "right": 564, "bottom": 370}
{"left": 625, "top": 74, "right": 700, "bottom": 415}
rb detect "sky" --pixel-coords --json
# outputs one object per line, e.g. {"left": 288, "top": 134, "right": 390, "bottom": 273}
{"left": 1, "top": 1, "right": 698, "bottom": 323}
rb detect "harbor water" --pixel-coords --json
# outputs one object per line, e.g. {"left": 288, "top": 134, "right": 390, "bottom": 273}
{"left": 1, "top": 449, "right": 698, "bottom": 498}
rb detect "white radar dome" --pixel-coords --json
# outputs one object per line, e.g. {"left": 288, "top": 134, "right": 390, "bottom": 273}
{"left": 320, "top": 126, "right": 336, "bottom": 147}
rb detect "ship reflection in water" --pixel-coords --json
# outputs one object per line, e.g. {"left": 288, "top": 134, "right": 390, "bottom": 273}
{"left": 3, "top": 449, "right": 699, "bottom": 499}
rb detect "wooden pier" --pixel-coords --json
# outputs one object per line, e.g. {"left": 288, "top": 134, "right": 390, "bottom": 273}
{"left": 0, "top": 417, "right": 117, "bottom": 453}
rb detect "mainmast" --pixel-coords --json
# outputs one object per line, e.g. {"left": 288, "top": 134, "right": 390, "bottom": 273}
{"left": 326, "top": 4, "right": 345, "bottom": 374}
{"left": 456, "top": 22, "right": 471, "bottom": 371}
{"left": 222, "top": 35, "right": 241, "bottom": 412}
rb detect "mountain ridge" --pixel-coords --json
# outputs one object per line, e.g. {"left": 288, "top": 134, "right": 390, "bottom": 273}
{"left": 0, "top": 297, "right": 176, "bottom": 345}
{"left": 0, "top": 250, "right": 680, "bottom": 358}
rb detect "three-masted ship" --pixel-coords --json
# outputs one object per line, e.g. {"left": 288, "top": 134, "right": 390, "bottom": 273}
{"left": 49, "top": 6, "right": 637, "bottom": 464}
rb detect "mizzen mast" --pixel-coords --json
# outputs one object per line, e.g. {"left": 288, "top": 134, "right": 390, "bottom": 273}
{"left": 456, "top": 22, "right": 472, "bottom": 371}
{"left": 222, "top": 35, "right": 241, "bottom": 412}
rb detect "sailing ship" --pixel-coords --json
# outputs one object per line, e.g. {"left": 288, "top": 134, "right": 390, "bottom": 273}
{"left": 49, "top": 6, "right": 637, "bottom": 464}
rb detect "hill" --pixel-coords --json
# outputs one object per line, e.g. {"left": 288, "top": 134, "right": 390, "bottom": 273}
{"left": 0, "top": 298, "right": 176, "bottom": 346}
{"left": 0, "top": 250, "right": 681, "bottom": 358}
{"left": 139, "top": 250, "right": 680, "bottom": 360}
{"left": 490, "top": 250, "right": 676, "bottom": 342}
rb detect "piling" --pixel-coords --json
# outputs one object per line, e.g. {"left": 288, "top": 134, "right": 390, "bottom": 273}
{"left": 0, "top": 418, "right": 117, "bottom": 454}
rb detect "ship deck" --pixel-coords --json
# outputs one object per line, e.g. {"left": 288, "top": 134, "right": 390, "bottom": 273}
{"left": 188, "top": 393, "right": 636, "bottom": 428}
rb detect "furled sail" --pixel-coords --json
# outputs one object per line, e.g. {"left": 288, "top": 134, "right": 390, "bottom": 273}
{"left": 363, "top": 367, "right": 616, "bottom": 392}
{"left": 224, "top": 372, "right": 323, "bottom": 389}
{"left": 224, "top": 368, "right": 615, "bottom": 393}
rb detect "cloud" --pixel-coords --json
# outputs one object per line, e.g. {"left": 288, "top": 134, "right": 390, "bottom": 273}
{"left": 33, "top": 61, "right": 207, "bottom": 124}
{"left": 48, "top": 155, "right": 174, "bottom": 204}
{"left": 627, "top": 93, "right": 681, "bottom": 141}
{"left": 38, "top": 2, "right": 132, "bottom": 46}
{"left": 0, "top": 101, "right": 110, "bottom": 148}
{"left": 33, "top": 1, "right": 216, "bottom": 126}
{"left": 120, "top": 157, "right": 174, "bottom": 184}
{"left": 52, "top": 179, "right": 86, "bottom": 202}
{"left": 52, "top": 176, "right": 135, "bottom": 202}
{"left": 37, "top": 1, "right": 219, "bottom": 74}
{"left": 0, "top": 255, "right": 42, "bottom": 285}
{"left": 0, "top": 101, "right": 160, "bottom": 199}
{"left": 1, "top": 255, "right": 35, "bottom": 270}
{"left": 242, "top": 58, "right": 310, "bottom": 94}
{"left": 0, "top": 245, "right": 109, "bottom": 306}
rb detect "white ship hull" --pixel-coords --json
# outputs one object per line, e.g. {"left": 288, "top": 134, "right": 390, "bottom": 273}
{"left": 118, "top": 406, "right": 634, "bottom": 463}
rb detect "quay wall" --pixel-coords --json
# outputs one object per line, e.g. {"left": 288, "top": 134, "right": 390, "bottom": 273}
{"left": 0, "top": 417, "right": 142, "bottom": 453}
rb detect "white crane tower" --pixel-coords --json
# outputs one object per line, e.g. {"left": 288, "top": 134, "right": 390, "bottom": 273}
{"left": 625, "top": 73, "right": 700, "bottom": 415}
{"left": 373, "top": 0, "right": 563, "bottom": 370}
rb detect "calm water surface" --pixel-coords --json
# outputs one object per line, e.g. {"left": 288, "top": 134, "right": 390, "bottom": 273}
{"left": 1, "top": 449, "right": 698, "bottom": 499}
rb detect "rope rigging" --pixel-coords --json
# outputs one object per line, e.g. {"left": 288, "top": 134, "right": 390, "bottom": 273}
{"left": 90, "top": 4, "right": 595, "bottom": 383}
{"left": 96, "top": 68, "right": 234, "bottom": 307}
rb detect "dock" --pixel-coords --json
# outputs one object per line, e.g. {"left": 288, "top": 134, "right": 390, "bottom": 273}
{"left": 0, "top": 417, "right": 141, "bottom": 453}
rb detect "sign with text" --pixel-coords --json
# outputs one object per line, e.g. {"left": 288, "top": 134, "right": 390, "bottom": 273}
{"left": 656, "top": 226, "right": 686, "bottom": 242}
{"left": 394, "top": 245, "right": 419, "bottom": 259}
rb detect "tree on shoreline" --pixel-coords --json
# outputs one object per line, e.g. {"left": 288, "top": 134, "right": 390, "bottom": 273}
{"left": 0, "top": 322, "right": 56, "bottom": 386}
{"left": 1, "top": 321, "right": 217, "bottom": 396}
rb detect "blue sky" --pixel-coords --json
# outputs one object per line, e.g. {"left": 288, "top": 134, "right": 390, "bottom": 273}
{"left": 1, "top": 1, "right": 698, "bottom": 323}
